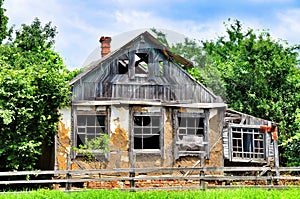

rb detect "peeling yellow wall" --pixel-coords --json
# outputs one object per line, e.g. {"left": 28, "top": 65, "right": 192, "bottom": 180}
{"left": 164, "top": 108, "right": 174, "bottom": 168}
{"left": 108, "top": 105, "right": 130, "bottom": 169}
{"left": 58, "top": 105, "right": 225, "bottom": 170}
{"left": 175, "top": 108, "right": 225, "bottom": 170}
{"left": 57, "top": 108, "right": 71, "bottom": 170}
{"left": 206, "top": 108, "right": 224, "bottom": 169}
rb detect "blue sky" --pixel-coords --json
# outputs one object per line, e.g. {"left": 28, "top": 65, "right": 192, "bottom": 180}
{"left": 4, "top": 0, "right": 300, "bottom": 69}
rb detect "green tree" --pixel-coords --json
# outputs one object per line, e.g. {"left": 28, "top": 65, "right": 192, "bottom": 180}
{"left": 151, "top": 28, "right": 226, "bottom": 99}
{"left": 12, "top": 18, "right": 56, "bottom": 51}
{"left": 0, "top": 18, "right": 70, "bottom": 171}
{"left": 0, "top": 0, "right": 9, "bottom": 43}
{"left": 203, "top": 20, "right": 300, "bottom": 166}
{"left": 152, "top": 19, "right": 300, "bottom": 166}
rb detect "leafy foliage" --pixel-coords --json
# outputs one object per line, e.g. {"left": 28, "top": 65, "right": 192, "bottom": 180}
{"left": 12, "top": 18, "right": 57, "bottom": 51}
{"left": 202, "top": 19, "right": 300, "bottom": 166}
{"left": 152, "top": 28, "right": 226, "bottom": 98}
{"left": 0, "top": 17, "right": 70, "bottom": 170}
{"left": 152, "top": 19, "right": 300, "bottom": 166}
{"left": 281, "top": 108, "right": 300, "bottom": 166}
{"left": 72, "top": 135, "right": 110, "bottom": 169}
{"left": 0, "top": 0, "right": 9, "bottom": 44}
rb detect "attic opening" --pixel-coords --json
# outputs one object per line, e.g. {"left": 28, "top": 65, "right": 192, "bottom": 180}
{"left": 135, "top": 53, "right": 149, "bottom": 76}
{"left": 117, "top": 52, "right": 149, "bottom": 75}
{"left": 117, "top": 49, "right": 165, "bottom": 78}
{"left": 118, "top": 59, "right": 129, "bottom": 74}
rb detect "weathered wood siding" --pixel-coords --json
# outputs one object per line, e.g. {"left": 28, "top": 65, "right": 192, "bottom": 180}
{"left": 72, "top": 38, "right": 217, "bottom": 104}
{"left": 223, "top": 110, "right": 278, "bottom": 165}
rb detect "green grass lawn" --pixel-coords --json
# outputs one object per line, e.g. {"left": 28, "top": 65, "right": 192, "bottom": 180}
{"left": 0, "top": 188, "right": 299, "bottom": 199}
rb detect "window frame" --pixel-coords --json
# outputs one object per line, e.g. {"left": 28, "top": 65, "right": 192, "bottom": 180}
{"left": 131, "top": 109, "right": 164, "bottom": 154}
{"left": 174, "top": 110, "right": 209, "bottom": 158}
{"left": 229, "top": 125, "right": 266, "bottom": 162}
{"left": 74, "top": 109, "right": 109, "bottom": 155}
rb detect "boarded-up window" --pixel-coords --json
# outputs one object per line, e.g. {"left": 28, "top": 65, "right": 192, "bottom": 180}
{"left": 76, "top": 112, "right": 107, "bottom": 147}
{"left": 230, "top": 126, "right": 265, "bottom": 161}
{"left": 133, "top": 112, "right": 162, "bottom": 150}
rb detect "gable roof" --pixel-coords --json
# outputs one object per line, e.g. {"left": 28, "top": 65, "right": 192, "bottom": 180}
{"left": 70, "top": 31, "right": 193, "bottom": 85}
{"left": 70, "top": 31, "right": 225, "bottom": 105}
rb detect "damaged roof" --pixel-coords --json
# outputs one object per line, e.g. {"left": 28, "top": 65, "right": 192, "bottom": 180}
{"left": 70, "top": 31, "right": 193, "bottom": 85}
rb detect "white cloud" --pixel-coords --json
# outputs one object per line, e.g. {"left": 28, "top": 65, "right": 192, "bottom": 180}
{"left": 274, "top": 8, "right": 300, "bottom": 44}
{"left": 4, "top": 0, "right": 102, "bottom": 69}
{"left": 111, "top": 9, "right": 224, "bottom": 42}
{"left": 5, "top": 0, "right": 62, "bottom": 26}
{"left": 4, "top": 0, "right": 300, "bottom": 70}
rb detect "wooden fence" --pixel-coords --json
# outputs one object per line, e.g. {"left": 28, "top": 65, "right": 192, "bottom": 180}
{"left": 0, "top": 167, "right": 299, "bottom": 191}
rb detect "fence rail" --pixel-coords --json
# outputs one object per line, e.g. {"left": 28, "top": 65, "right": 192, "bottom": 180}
{"left": 0, "top": 167, "right": 299, "bottom": 191}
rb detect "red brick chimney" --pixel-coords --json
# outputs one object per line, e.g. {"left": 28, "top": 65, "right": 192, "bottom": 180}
{"left": 99, "top": 36, "right": 111, "bottom": 58}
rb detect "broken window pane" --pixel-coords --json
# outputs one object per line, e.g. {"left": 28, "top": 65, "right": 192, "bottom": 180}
{"left": 96, "top": 115, "right": 105, "bottom": 126}
{"left": 77, "top": 134, "right": 85, "bottom": 147}
{"left": 176, "top": 112, "right": 206, "bottom": 153}
{"left": 231, "top": 127, "right": 265, "bottom": 160}
{"left": 133, "top": 114, "right": 161, "bottom": 150}
{"left": 118, "top": 59, "right": 129, "bottom": 74}
{"left": 76, "top": 113, "right": 107, "bottom": 148}
{"left": 135, "top": 53, "right": 148, "bottom": 75}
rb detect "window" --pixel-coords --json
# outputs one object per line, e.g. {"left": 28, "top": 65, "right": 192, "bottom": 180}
{"left": 175, "top": 112, "right": 207, "bottom": 154}
{"left": 177, "top": 112, "right": 205, "bottom": 140}
{"left": 231, "top": 126, "right": 265, "bottom": 160}
{"left": 135, "top": 53, "right": 149, "bottom": 76}
{"left": 76, "top": 113, "right": 107, "bottom": 148}
{"left": 118, "top": 59, "right": 129, "bottom": 74}
{"left": 133, "top": 112, "right": 162, "bottom": 150}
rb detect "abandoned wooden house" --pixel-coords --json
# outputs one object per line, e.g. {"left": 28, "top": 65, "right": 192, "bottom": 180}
{"left": 56, "top": 31, "right": 279, "bottom": 171}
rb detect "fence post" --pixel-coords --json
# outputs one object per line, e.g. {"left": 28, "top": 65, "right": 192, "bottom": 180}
{"left": 65, "top": 170, "right": 72, "bottom": 191}
{"left": 267, "top": 170, "right": 273, "bottom": 186}
{"left": 200, "top": 170, "right": 205, "bottom": 190}
{"left": 129, "top": 170, "right": 135, "bottom": 190}
{"left": 199, "top": 153, "right": 206, "bottom": 190}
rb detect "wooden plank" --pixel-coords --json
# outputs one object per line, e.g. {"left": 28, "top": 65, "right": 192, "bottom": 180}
{"left": 148, "top": 49, "right": 155, "bottom": 80}
{"left": 0, "top": 167, "right": 299, "bottom": 189}
{"left": 128, "top": 51, "right": 135, "bottom": 80}
{"left": 1, "top": 174, "right": 299, "bottom": 186}
{"left": 0, "top": 167, "right": 298, "bottom": 177}
{"left": 120, "top": 185, "right": 300, "bottom": 192}
{"left": 229, "top": 124, "right": 262, "bottom": 128}
{"left": 0, "top": 179, "right": 68, "bottom": 185}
